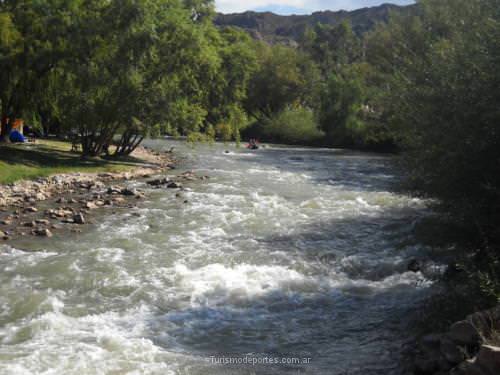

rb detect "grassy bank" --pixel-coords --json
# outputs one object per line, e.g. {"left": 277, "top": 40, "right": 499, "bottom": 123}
{"left": 0, "top": 140, "right": 145, "bottom": 185}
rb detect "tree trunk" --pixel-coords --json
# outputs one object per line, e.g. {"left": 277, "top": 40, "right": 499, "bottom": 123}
{"left": 0, "top": 116, "right": 12, "bottom": 143}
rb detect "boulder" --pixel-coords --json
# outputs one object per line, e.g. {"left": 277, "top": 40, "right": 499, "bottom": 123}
{"left": 450, "top": 320, "right": 482, "bottom": 346}
{"left": 0, "top": 220, "right": 12, "bottom": 225}
{"left": 24, "top": 207, "right": 38, "bottom": 213}
{"left": 22, "top": 221, "right": 36, "bottom": 227}
{"left": 73, "top": 213, "right": 85, "bottom": 224}
{"left": 35, "top": 219, "right": 50, "bottom": 225}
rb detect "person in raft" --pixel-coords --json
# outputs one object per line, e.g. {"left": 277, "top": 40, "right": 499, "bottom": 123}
{"left": 247, "top": 139, "right": 259, "bottom": 150}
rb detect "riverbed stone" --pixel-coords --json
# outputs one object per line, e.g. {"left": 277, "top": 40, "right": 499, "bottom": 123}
{"left": 84, "top": 201, "right": 98, "bottom": 210}
{"left": 121, "top": 187, "right": 139, "bottom": 196}
{"left": 73, "top": 213, "right": 85, "bottom": 224}
{"left": 35, "top": 219, "right": 50, "bottom": 225}
{"left": 24, "top": 206, "right": 38, "bottom": 213}
{"left": 147, "top": 177, "right": 169, "bottom": 186}
{"left": 22, "top": 221, "right": 36, "bottom": 227}
{"left": 107, "top": 186, "right": 122, "bottom": 195}
{"left": 34, "top": 228, "right": 53, "bottom": 237}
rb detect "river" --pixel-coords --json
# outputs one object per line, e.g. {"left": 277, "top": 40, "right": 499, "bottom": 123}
{"left": 0, "top": 141, "right": 437, "bottom": 374}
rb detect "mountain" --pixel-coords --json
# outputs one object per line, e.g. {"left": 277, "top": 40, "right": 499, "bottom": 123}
{"left": 215, "top": 3, "right": 417, "bottom": 45}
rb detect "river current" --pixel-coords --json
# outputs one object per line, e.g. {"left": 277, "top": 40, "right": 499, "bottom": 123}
{"left": 0, "top": 141, "right": 436, "bottom": 374}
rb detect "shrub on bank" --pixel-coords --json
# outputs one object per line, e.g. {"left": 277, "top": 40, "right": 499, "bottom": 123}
{"left": 243, "top": 107, "right": 324, "bottom": 146}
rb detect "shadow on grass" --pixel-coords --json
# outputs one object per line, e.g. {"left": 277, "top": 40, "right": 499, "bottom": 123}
{"left": 0, "top": 143, "right": 150, "bottom": 169}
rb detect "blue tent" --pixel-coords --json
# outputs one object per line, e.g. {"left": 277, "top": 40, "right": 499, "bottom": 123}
{"left": 9, "top": 130, "right": 26, "bottom": 143}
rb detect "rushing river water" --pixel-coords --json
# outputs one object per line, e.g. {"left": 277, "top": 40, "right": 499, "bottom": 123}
{"left": 0, "top": 141, "right": 438, "bottom": 375}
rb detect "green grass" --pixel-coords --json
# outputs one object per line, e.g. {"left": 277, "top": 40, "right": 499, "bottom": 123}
{"left": 0, "top": 140, "right": 147, "bottom": 184}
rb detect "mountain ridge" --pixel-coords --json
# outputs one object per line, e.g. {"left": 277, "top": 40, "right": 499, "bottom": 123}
{"left": 215, "top": 3, "right": 417, "bottom": 44}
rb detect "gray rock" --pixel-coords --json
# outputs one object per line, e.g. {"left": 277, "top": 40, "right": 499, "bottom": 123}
{"left": 73, "top": 213, "right": 85, "bottom": 224}
{"left": 450, "top": 320, "right": 481, "bottom": 345}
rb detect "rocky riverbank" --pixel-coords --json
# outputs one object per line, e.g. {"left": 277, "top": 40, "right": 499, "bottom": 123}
{"left": 414, "top": 305, "right": 500, "bottom": 374}
{"left": 0, "top": 146, "right": 206, "bottom": 242}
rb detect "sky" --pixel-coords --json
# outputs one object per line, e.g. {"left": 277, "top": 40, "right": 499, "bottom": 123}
{"left": 216, "top": 0, "right": 415, "bottom": 14}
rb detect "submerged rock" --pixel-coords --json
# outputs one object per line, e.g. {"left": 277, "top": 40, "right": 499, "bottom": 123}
{"left": 408, "top": 259, "right": 422, "bottom": 273}
{"left": 73, "top": 213, "right": 85, "bottom": 225}
{"left": 121, "top": 187, "right": 138, "bottom": 196}
{"left": 34, "top": 228, "right": 53, "bottom": 237}
{"left": 146, "top": 177, "right": 169, "bottom": 186}
{"left": 167, "top": 182, "right": 182, "bottom": 189}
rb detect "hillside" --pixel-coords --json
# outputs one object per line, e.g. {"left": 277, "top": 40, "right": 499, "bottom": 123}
{"left": 215, "top": 3, "right": 417, "bottom": 45}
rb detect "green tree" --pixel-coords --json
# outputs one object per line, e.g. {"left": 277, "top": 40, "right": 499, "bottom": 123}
{"left": 245, "top": 44, "right": 320, "bottom": 121}
{"left": 0, "top": 0, "right": 73, "bottom": 141}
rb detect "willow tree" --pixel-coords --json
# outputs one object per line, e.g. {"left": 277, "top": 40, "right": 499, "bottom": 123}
{"left": 57, "top": 0, "right": 222, "bottom": 156}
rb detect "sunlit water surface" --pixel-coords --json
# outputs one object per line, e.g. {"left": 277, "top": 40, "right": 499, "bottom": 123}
{"left": 0, "top": 141, "right": 437, "bottom": 374}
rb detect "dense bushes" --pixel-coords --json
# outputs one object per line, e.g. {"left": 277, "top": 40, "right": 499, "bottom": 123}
{"left": 243, "top": 107, "right": 324, "bottom": 145}
{"left": 370, "top": 0, "right": 500, "bottom": 299}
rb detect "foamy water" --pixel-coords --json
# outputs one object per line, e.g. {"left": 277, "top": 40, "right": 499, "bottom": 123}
{"left": 0, "top": 141, "right": 437, "bottom": 374}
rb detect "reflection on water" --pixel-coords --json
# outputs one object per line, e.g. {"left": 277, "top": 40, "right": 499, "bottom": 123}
{"left": 0, "top": 141, "right": 436, "bottom": 374}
